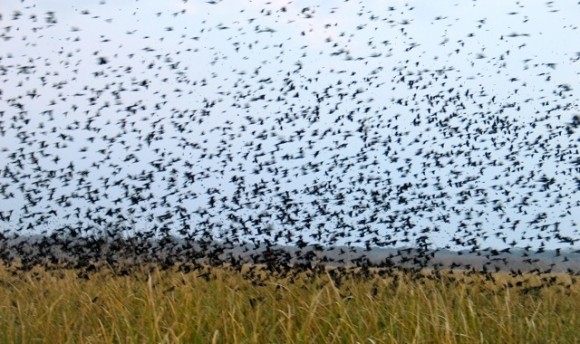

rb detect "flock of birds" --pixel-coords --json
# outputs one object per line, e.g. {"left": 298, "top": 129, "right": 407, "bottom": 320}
{"left": 0, "top": 0, "right": 579, "bottom": 278}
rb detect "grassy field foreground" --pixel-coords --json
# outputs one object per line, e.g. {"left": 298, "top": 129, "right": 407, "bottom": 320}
{"left": 0, "top": 264, "right": 578, "bottom": 344}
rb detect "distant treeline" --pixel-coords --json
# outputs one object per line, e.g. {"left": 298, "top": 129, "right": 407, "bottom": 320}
{"left": 1, "top": 232, "right": 578, "bottom": 274}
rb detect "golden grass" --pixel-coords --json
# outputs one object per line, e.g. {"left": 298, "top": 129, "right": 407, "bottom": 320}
{"left": 0, "top": 263, "right": 578, "bottom": 344}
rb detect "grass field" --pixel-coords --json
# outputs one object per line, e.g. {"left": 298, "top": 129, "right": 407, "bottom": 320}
{"left": 0, "top": 263, "right": 578, "bottom": 344}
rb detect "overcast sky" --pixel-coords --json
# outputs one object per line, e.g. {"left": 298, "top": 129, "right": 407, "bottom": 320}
{"left": 1, "top": 0, "right": 579, "bottom": 251}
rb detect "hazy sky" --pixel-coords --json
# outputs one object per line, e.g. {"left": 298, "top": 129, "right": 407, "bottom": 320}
{"left": 0, "top": 0, "right": 579, "bottom": 251}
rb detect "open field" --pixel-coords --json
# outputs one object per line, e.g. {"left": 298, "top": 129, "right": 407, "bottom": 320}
{"left": 0, "top": 263, "right": 579, "bottom": 344}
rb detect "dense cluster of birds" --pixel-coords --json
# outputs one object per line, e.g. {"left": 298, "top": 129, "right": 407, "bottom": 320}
{"left": 0, "top": 0, "right": 579, "bottom": 278}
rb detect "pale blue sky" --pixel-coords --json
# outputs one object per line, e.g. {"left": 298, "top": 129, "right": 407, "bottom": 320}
{"left": 0, "top": 0, "right": 579, "bottom": 251}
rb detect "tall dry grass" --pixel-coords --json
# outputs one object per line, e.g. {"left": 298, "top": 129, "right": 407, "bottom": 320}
{"left": 0, "top": 263, "right": 578, "bottom": 343}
